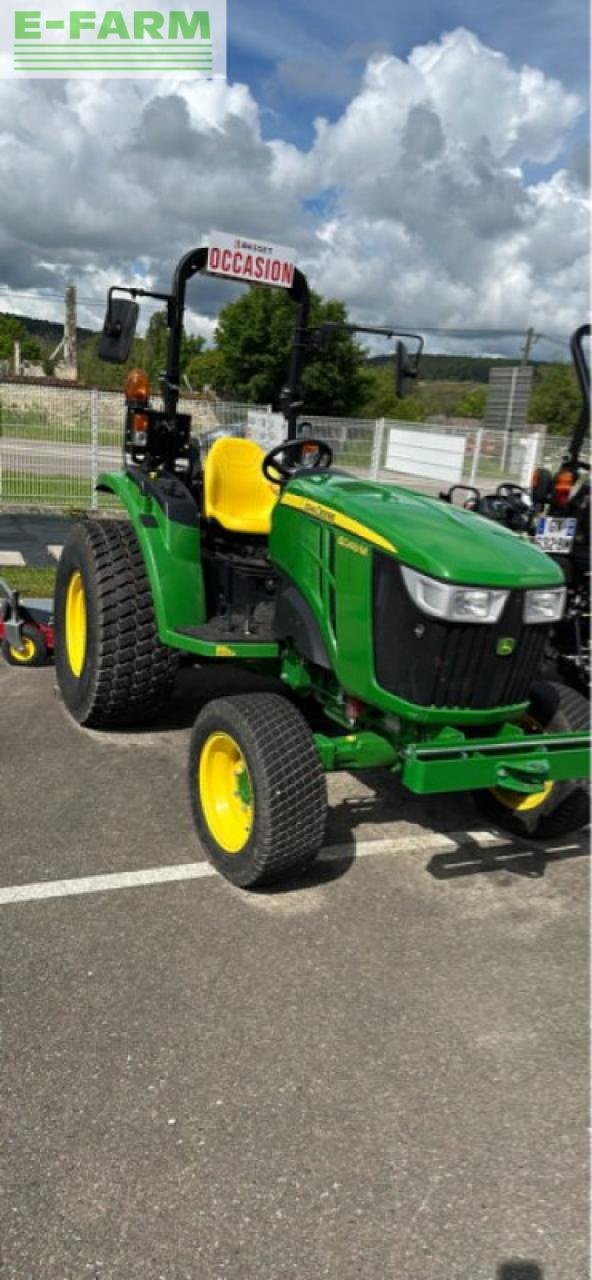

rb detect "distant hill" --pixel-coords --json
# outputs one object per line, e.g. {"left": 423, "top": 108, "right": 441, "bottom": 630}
{"left": 0, "top": 311, "right": 96, "bottom": 350}
{"left": 368, "top": 353, "right": 548, "bottom": 384}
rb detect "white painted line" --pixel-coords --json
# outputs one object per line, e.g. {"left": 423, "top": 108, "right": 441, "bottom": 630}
{"left": 0, "top": 830, "right": 507, "bottom": 907}
{"left": 47, "top": 545, "right": 64, "bottom": 561}
{"left": 0, "top": 550, "right": 25, "bottom": 566}
{"left": 0, "top": 861, "right": 215, "bottom": 905}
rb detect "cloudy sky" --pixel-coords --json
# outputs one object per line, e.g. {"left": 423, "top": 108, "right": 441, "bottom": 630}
{"left": 0, "top": 0, "right": 588, "bottom": 355}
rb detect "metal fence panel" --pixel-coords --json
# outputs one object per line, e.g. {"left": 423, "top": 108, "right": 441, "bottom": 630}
{"left": 0, "top": 378, "right": 576, "bottom": 512}
{"left": 0, "top": 382, "right": 258, "bottom": 509}
{"left": 295, "top": 416, "right": 378, "bottom": 476}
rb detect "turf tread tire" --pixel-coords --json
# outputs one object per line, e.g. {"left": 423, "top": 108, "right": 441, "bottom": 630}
{"left": 189, "top": 692, "right": 327, "bottom": 888}
{"left": 55, "top": 518, "right": 178, "bottom": 727}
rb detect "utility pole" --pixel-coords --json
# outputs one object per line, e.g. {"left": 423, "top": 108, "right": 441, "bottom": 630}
{"left": 521, "top": 327, "right": 537, "bottom": 365}
{"left": 51, "top": 284, "right": 78, "bottom": 380}
{"left": 63, "top": 284, "right": 77, "bottom": 378}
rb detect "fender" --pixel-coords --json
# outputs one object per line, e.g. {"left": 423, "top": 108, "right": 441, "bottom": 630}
{"left": 96, "top": 470, "right": 207, "bottom": 639}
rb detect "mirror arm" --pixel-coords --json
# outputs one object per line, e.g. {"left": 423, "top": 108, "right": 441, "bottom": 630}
{"left": 104, "top": 285, "right": 174, "bottom": 337}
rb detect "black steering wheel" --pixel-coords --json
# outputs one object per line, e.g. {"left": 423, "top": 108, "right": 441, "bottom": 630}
{"left": 262, "top": 438, "right": 333, "bottom": 485}
{"left": 496, "top": 483, "right": 530, "bottom": 505}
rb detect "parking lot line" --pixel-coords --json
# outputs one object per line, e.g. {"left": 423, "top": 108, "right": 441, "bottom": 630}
{"left": 0, "top": 550, "right": 25, "bottom": 566}
{"left": 0, "top": 830, "right": 509, "bottom": 906}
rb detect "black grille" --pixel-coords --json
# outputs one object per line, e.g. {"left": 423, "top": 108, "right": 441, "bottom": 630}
{"left": 373, "top": 554, "right": 549, "bottom": 710}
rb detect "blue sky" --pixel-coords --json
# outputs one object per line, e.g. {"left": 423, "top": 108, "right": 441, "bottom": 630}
{"left": 0, "top": 0, "right": 587, "bottom": 350}
{"left": 229, "top": 0, "right": 590, "bottom": 151}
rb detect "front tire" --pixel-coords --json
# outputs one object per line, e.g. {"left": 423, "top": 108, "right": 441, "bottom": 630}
{"left": 475, "top": 680, "right": 589, "bottom": 840}
{"left": 189, "top": 693, "right": 327, "bottom": 887}
{"left": 55, "top": 519, "right": 178, "bottom": 727}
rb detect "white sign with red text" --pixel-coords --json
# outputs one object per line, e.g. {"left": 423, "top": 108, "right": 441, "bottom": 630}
{"left": 207, "top": 232, "right": 295, "bottom": 289}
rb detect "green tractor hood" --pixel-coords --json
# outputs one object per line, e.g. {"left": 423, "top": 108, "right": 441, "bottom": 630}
{"left": 280, "top": 472, "right": 564, "bottom": 588}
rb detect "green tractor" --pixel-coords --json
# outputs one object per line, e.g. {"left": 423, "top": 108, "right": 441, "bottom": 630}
{"left": 54, "top": 246, "right": 590, "bottom": 887}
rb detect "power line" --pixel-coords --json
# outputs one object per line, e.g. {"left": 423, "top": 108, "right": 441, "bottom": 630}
{"left": 0, "top": 287, "right": 576, "bottom": 346}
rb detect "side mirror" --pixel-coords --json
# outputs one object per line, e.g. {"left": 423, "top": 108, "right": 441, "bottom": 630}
{"left": 395, "top": 340, "right": 418, "bottom": 399}
{"left": 98, "top": 297, "right": 139, "bottom": 364}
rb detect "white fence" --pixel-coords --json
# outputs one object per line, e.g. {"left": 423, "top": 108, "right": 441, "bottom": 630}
{"left": 0, "top": 379, "right": 577, "bottom": 511}
{"left": 302, "top": 415, "right": 549, "bottom": 495}
{"left": 384, "top": 427, "right": 466, "bottom": 484}
{"left": 0, "top": 383, "right": 257, "bottom": 510}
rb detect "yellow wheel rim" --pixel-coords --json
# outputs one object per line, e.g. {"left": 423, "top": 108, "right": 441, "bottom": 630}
{"left": 9, "top": 637, "right": 36, "bottom": 664}
{"left": 65, "top": 570, "right": 87, "bottom": 678}
{"left": 491, "top": 710, "right": 555, "bottom": 813}
{"left": 492, "top": 780, "right": 554, "bottom": 812}
{"left": 198, "top": 731, "right": 254, "bottom": 854}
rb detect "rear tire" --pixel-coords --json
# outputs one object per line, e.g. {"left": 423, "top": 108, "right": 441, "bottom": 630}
{"left": 189, "top": 693, "right": 327, "bottom": 887}
{"left": 55, "top": 518, "right": 178, "bottom": 727}
{"left": 2, "top": 623, "right": 48, "bottom": 667}
{"left": 475, "top": 680, "right": 589, "bottom": 840}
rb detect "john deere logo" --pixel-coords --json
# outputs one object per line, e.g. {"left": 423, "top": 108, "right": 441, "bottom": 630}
{"left": 497, "top": 637, "right": 516, "bottom": 657}
{"left": 5, "top": 4, "right": 226, "bottom": 78}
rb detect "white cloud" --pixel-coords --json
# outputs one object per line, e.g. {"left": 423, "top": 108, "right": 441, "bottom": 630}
{"left": 0, "top": 27, "right": 586, "bottom": 350}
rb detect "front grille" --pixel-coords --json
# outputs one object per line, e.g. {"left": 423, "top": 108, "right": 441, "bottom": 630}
{"left": 373, "top": 554, "right": 549, "bottom": 710}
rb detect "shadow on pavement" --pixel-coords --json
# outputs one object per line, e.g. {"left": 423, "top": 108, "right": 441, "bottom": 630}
{"left": 497, "top": 1263, "right": 543, "bottom": 1280}
{"left": 427, "top": 830, "right": 589, "bottom": 881}
{"left": 253, "top": 848, "right": 357, "bottom": 895}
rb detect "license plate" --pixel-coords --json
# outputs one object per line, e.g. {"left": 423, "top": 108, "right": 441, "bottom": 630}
{"left": 535, "top": 516, "right": 577, "bottom": 554}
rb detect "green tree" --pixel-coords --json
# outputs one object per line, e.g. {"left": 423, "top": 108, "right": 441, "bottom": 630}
{"left": 213, "top": 288, "right": 368, "bottom": 414}
{"left": 358, "top": 364, "right": 426, "bottom": 420}
{"left": 185, "top": 347, "right": 225, "bottom": 392}
{"left": 451, "top": 386, "right": 487, "bottom": 418}
{"left": 528, "top": 363, "right": 581, "bottom": 435}
{"left": 141, "top": 311, "right": 205, "bottom": 384}
{"left": 0, "top": 314, "right": 41, "bottom": 364}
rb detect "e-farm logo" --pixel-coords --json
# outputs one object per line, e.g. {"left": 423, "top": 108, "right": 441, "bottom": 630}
{"left": 4, "top": 3, "right": 226, "bottom": 77}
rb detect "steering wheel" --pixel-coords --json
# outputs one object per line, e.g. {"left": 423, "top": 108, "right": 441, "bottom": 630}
{"left": 262, "top": 438, "right": 333, "bottom": 485}
{"left": 497, "top": 483, "right": 530, "bottom": 506}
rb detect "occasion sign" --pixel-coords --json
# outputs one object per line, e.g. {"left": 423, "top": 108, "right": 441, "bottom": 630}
{"left": 207, "top": 232, "right": 295, "bottom": 289}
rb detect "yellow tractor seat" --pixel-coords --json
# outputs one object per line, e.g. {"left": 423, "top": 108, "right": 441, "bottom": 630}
{"left": 203, "top": 437, "right": 278, "bottom": 535}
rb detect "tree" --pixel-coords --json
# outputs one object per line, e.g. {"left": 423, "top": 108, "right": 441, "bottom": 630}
{"left": 528, "top": 363, "right": 581, "bottom": 435}
{"left": 358, "top": 364, "right": 425, "bottom": 421}
{"left": 185, "top": 347, "right": 225, "bottom": 393}
{"left": 213, "top": 288, "right": 368, "bottom": 415}
{"left": 451, "top": 387, "right": 487, "bottom": 419}
{"left": 0, "top": 314, "right": 41, "bottom": 364}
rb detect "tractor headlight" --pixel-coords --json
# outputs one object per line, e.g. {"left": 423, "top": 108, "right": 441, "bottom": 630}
{"left": 523, "top": 587, "right": 566, "bottom": 624}
{"left": 401, "top": 566, "right": 509, "bottom": 624}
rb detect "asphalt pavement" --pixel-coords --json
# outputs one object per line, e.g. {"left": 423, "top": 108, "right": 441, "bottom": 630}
{"left": 1, "top": 661, "right": 589, "bottom": 1280}
{"left": 0, "top": 511, "right": 70, "bottom": 567}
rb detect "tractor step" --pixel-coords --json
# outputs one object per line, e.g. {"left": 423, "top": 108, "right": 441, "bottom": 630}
{"left": 177, "top": 602, "right": 276, "bottom": 645}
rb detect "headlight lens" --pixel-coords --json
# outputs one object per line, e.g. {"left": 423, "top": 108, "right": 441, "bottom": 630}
{"left": 401, "top": 566, "right": 509, "bottom": 624}
{"left": 524, "top": 587, "right": 566, "bottom": 624}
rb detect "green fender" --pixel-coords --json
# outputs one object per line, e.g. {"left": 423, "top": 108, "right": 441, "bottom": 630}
{"left": 97, "top": 472, "right": 206, "bottom": 641}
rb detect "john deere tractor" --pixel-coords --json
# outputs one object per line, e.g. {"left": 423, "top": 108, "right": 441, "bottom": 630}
{"left": 54, "top": 246, "right": 590, "bottom": 887}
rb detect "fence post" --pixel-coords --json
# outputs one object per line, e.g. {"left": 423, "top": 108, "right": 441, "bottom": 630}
{"left": 520, "top": 432, "right": 539, "bottom": 488}
{"left": 90, "top": 389, "right": 99, "bottom": 510}
{"left": 370, "top": 418, "right": 386, "bottom": 480}
{"left": 469, "top": 428, "right": 483, "bottom": 487}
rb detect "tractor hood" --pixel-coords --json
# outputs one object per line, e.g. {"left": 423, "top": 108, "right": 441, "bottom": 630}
{"left": 281, "top": 472, "right": 564, "bottom": 589}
